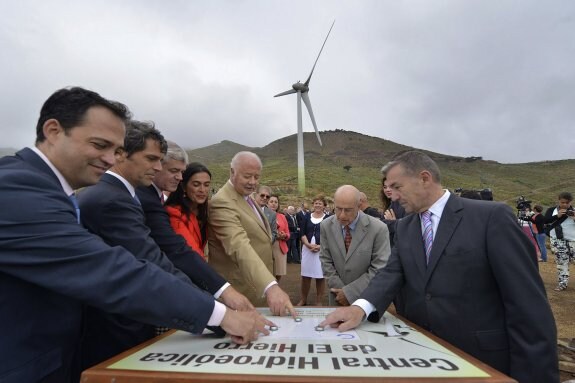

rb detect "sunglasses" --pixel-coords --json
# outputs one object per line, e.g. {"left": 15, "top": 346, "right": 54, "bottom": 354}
{"left": 259, "top": 194, "right": 271, "bottom": 199}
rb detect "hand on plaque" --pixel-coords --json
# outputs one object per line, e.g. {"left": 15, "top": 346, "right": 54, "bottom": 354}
{"left": 219, "top": 286, "right": 255, "bottom": 312}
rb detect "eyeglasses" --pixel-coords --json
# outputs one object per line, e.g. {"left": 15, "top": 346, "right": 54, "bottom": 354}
{"left": 259, "top": 194, "right": 271, "bottom": 199}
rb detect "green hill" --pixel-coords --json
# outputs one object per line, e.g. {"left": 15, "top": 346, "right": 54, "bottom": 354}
{"left": 187, "top": 130, "right": 575, "bottom": 210}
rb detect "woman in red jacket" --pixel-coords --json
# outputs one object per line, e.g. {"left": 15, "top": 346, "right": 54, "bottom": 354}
{"left": 268, "top": 194, "right": 290, "bottom": 282}
{"left": 164, "top": 162, "right": 212, "bottom": 260}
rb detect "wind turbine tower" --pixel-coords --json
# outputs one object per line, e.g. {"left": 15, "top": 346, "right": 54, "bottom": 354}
{"left": 274, "top": 20, "right": 335, "bottom": 195}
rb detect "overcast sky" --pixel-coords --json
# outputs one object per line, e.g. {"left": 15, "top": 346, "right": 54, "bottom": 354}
{"left": 1, "top": 1, "right": 574, "bottom": 163}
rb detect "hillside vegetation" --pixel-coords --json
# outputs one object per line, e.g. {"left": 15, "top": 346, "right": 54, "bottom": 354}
{"left": 187, "top": 130, "right": 575, "bottom": 210}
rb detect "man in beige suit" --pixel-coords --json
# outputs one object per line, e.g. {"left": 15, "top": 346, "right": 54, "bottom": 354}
{"left": 208, "top": 151, "right": 296, "bottom": 316}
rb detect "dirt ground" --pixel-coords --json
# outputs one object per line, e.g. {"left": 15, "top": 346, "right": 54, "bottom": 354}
{"left": 278, "top": 255, "right": 574, "bottom": 381}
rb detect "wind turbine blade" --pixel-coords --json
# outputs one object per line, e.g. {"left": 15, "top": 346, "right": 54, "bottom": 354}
{"left": 304, "top": 19, "right": 335, "bottom": 86}
{"left": 274, "top": 89, "right": 297, "bottom": 97}
{"left": 301, "top": 92, "right": 323, "bottom": 146}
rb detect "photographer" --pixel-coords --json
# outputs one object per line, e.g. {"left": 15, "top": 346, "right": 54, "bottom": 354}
{"left": 544, "top": 191, "right": 575, "bottom": 291}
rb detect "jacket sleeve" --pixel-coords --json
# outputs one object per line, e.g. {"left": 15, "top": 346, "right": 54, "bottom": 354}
{"left": 78, "top": 192, "right": 192, "bottom": 284}
{"left": 1, "top": 170, "right": 214, "bottom": 333}
{"left": 137, "top": 188, "right": 226, "bottom": 294}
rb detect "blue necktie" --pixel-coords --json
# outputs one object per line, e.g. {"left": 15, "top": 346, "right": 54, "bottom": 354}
{"left": 69, "top": 193, "right": 80, "bottom": 224}
{"left": 421, "top": 210, "right": 433, "bottom": 264}
{"left": 133, "top": 194, "right": 141, "bottom": 206}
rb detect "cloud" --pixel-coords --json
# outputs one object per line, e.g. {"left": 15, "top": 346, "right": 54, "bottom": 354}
{"left": 1, "top": 0, "right": 574, "bottom": 162}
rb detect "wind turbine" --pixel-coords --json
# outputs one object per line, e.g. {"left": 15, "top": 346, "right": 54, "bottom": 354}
{"left": 274, "top": 20, "right": 335, "bottom": 196}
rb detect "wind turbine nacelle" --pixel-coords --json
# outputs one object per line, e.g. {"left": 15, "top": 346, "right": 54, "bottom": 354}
{"left": 292, "top": 82, "right": 309, "bottom": 92}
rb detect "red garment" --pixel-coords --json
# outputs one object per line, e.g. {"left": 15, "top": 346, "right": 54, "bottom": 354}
{"left": 165, "top": 205, "right": 206, "bottom": 261}
{"left": 276, "top": 212, "right": 290, "bottom": 254}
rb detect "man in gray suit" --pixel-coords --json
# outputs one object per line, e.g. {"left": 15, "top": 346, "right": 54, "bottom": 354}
{"left": 321, "top": 151, "right": 558, "bottom": 383}
{"left": 320, "top": 185, "right": 390, "bottom": 306}
{"left": 255, "top": 185, "right": 277, "bottom": 243}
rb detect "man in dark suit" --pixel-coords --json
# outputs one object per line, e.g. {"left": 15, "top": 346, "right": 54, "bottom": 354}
{"left": 0, "top": 87, "right": 268, "bottom": 383}
{"left": 285, "top": 205, "right": 301, "bottom": 263}
{"left": 321, "top": 151, "right": 558, "bottom": 383}
{"left": 136, "top": 140, "right": 254, "bottom": 305}
{"left": 78, "top": 123, "right": 258, "bottom": 368}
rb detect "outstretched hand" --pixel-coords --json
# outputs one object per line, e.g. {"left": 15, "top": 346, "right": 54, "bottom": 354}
{"left": 220, "top": 309, "right": 275, "bottom": 345}
{"left": 266, "top": 284, "right": 297, "bottom": 318}
{"left": 319, "top": 305, "right": 364, "bottom": 332}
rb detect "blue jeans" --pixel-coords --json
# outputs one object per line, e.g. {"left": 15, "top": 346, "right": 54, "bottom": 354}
{"left": 536, "top": 233, "right": 547, "bottom": 261}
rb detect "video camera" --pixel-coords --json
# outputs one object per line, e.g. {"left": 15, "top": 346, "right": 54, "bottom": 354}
{"left": 516, "top": 196, "right": 534, "bottom": 221}
{"left": 454, "top": 188, "right": 493, "bottom": 201}
{"left": 566, "top": 207, "right": 575, "bottom": 217}
{"left": 516, "top": 196, "right": 532, "bottom": 211}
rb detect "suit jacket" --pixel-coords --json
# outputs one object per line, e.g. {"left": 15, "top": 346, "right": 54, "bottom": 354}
{"left": 361, "top": 194, "right": 558, "bottom": 383}
{"left": 362, "top": 206, "right": 382, "bottom": 219}
{"left": 0, "top": 149, "right": 214, "bottom": 383}
{"left": 76, "top": 173, "right": 207, "bottom": 368}
{"left": 296, "top": 210, "right": 308, "bottom": 239}
{"left": 207, "top": 182, "right": 275, "bottom": 305}
{"left": 136, "top": 184, "right": 226, "bottom": 293}
{"left": 320, "top": 212, "right": 390, "bottom": 305}
{"left": 286, "top": 213, "right": 299, "bottom": 234}
{"left": 262, "top": 205, "right": 277, "bottom": 243}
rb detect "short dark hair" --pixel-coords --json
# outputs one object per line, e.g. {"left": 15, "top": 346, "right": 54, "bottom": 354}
{"left": 36, "top": 86, "right": 131, "bottom": 144}
{"left": 124, "top": 120, "right": 167, "bottom": 157}
{"left": 533, "top": 205, "right": 543, "bottom": 213}
{"left": 558, "top": 192, "right": 573, "bottom": 202}
{"left": 381, "top": 151, "right": 441, "bottom": 183}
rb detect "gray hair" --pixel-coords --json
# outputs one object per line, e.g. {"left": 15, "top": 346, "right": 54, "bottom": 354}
{"left": 162, "top": 140, "right": 188, "bottom": 164}
{"left": 381, "top": 151, "right": 441, "bottom": 183}
{"left": 230, "top": 151, "right": 262, "bottom": 170}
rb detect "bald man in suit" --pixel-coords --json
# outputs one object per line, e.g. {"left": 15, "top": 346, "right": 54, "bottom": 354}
{"left": 322, "top": 151, "right": 558, "bottom": 383}
{"left": 208, "top": 151, "right": 296, "bottom": 316}
{"left": 321, "top": 185, "right": 390, "bottom": 306}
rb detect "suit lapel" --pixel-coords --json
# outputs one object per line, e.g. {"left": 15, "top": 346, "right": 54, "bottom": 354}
{"left": 224, "top": 183, "right": 270, "bottom": 238}
{"left": 17, "top": 148, "right": 60, "bottom": 184}
{"left": 101, "top": 173, "right": 141, "bottom": 208}
{"left": 425, "top": 195, "right": 463, "bottom": 283}
{"left": 328, "top": 218, "right": 347, "bottom": 259}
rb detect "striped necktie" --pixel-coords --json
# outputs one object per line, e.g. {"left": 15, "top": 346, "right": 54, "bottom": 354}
{"left": 344, "top": 225, "right": 352, "bottom": 252}
{"left": 421, "top": 210, "right": 433, "bottom": 264}
{"left": 69, "top": 193, "right": 80, "bottom": 224}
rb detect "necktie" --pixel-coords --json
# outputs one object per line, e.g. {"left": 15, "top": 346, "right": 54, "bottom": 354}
{"left": 69, "top": 193, "right": 80, "bottom": 224}
{"left": 133, "top": 194, "right": 141, "bottom": 206}
{"left": 421, "top": 210, "right": 433, "bottom": 264}
{"left": 344, "top": 225, "right": 352, "bottom": 252}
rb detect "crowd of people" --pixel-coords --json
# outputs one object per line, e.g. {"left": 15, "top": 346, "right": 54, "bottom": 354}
{"left": 0, "top": 86, "right": 567, "bottom": 383}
